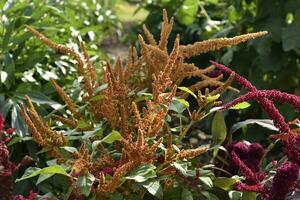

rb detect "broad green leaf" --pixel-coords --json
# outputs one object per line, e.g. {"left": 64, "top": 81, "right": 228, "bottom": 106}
{"left": 169, "top": 99, "right": 187, "bottom": 113}
{"left": 230, "top": 119, "right": 278, "bottom": 134}
{"left": 142, "top": 180, "right": 163, "bottom": 198}
{"left": 2, "top": 20, "right": 15, "bottom": 50}
{"left": 213, "top": 177, "right": 237, "bottom": 190}
{"left": 135, "top": 92, "right": 153, "bottom": 102}
{"left": 211, "top": 111, "right": 227, "bottom": 145}
{"left": 16, "top": 91, "right": 62, "bottom": 109}
{"left": 11, "top": 104, "right": 27, "bottom": 137}
{"left": 60, "top": 146, "right": 78, "bottom": 153}
{"left": 77, "top": 120, "right": 90, "bottom": 129}
{"left": 178, "top": 86, "right": 197, "bottom": 99}
{"left": 176, "top": 98, "right": 190, "bottom": 108}
{"left": 206, "top": 94, "right": 220, "bottom": 103}
{"left": 171, "top": 162, "right": 188, "bottom": 176}
{"left": 16, "top": 165, "right": 68, "bottom": 182}
{"left": 181, "top": 188, "right": 193, "bottom": 200}
{"left": 125, "top": 164, "right": 156, "bottom": 182}
{"left": 201, "top": 191, "right": 220, "bottom": 200}
{"left": 282, "top": 21, "right": 300, "bottom": 54}
{"left": 0, "top": 71, "right": 8, "bottom": 83}
{"left": 76, "top": 173, "right": 95, "bottom": 197}
{"left": 229, "top": 102, "right": 251, "bottom": 110}
{"left": 243, "top": 191, "right": 257, "bottom": 200}
{"left": 229, "top": 191, "right": 242, "bottom": 200}
{"left": 3, "top": 53, "right": 15, "bottom": 88}
{"left": 111, "top": 193, "right": 124, "bottom": 200}
{"left": 89, "top": 94, "right": 105, "bottom": 101}
{"left": 199, "top": 177, "right": 213, "bottom": 188}
{"left": 177, "top": 0, "right": 199, "bottom": 25}
{"left": 101, "top": 130, "right": 122, "bottom": 144}
{"left": 37, "top": 173, "right": 54, "bottom": 184}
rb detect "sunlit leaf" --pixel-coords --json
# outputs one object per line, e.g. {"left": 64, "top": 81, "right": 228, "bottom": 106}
{"left": 211, "top": 111, "right": 227, "bottom": 145}
{"left": 125, "top": 164, "right": 156, "bottom": 182}
{"left": 229, "top": 102, "right": 251, "bottom": 110}
{"left": 16, "top": 165, "right": 68, "bottom": 182}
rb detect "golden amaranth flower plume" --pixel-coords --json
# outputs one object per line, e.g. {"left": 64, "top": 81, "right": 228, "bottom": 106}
{"left": 21, "top": 96, "right": 65, "bottom": 147}
{"left": 23, "top": 9, "right": 268, "bottom": 196}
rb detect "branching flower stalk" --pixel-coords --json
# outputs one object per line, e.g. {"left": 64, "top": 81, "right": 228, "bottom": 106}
{"left": 20, "top": 9, "right": 271, "bottom": 198}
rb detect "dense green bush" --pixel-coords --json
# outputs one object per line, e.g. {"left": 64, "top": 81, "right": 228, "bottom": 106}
{"left": 0, "top": 0, "right": 121, "bottom": 136}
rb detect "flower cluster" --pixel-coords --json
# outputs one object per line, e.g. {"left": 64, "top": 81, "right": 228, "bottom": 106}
{"left": 212, "top": 61, "right": 300, "bottom": 199}
{"left": 0, "top": 114, "right": 36, "bottom": 200}
{"left": 227, "top": 141, "right": 265, "bottom": 175}
{"left": 269, "top": 161, "right": 299, "bottom": 200}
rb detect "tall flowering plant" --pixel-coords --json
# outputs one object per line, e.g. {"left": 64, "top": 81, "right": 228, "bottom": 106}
{"left": 211, "top": 61, "right": 300, "bottom": 200}
{"left": 2, "top": 9, "right": 299, "bottom": 200}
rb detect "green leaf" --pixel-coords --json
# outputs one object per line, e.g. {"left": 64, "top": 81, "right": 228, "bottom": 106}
{"left": 177, "top": 0, "right": 199, "bottom": 25}
{"left": 242, "top": 191, "right": 257, "bottom": 200}
{"left": 89, "top": 94, "right": 105, "bottom": 101}
{"left": 229, "top": 191, "right": 242, "bottom": 200}
{"left": 201, "top": 191, "right": 220, "bottom": 200}
{"left": 16, "top": 165, "right": 68, "bottom": 182}
{"left": 111, "top": 193, "right": 124, "bottom": 200}
{"left": 176, "top": 98, "right": 190, "bottom": 108}
{"left": 206, "top": 94, "right": 220, "bottom": 103}
{"left": 230, "top": 119, "right": 278, "bottom": 134}
{"left": 229, "top": 102, "right": 251, "bottom": 110}
{"left": 60, "top": 146, "right": 78, "bottom": 153}
{"left": 199, "top": 177, "right": 213, "bottom": 188}
{"left": 169, "top": 99, "right": 187, "bottom": 113}
{"left": 142, "top": 180, "right": 163, "bottom": 198}
{"left": 101, "top": 130, "right": 122, "bottom": 144}
{"left": 171, "top": 162, "right": 188, "bottom": 176}
{"left": 76, "top": 173, "right": 95, "bottom": 197}
{"left": 282, "top": 19, "right": 300, "bottom": 55}
{"left": 2, "top": 20, "right": 15, "bottom": 50}
{"left": 36, "top": 173, "right": 54, "bottom": 184}
{"left": 2, "top": 53, "right": 15, "bottom": 88}
{"left": 181, "top": 188, "right": 193, "bottom": 200}
{"left": 125, "top": 164, "right": 157, "bottom": 182}
{"left": 213, "top": 177, "right": 237, "bottom": 190}
{"left": 76, "top": 120, "right": 90, "bottom": 129}
{"left": 211, "top": 111, "right": 227, "bottom": 145}
{"left": 178, "top": 86, "right": 197, "bottom": 99}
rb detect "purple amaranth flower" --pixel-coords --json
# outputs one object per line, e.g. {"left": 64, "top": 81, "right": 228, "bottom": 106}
{"left": 231, "top": 151, "right": 265, "bottom": 183}
{"left": 227, "top": 141, "right": 265, "bottom": 173}
{"left": 221, "top": 89, "right": 300, "bottom": 133}
{"left": 257, "top": 97, "right": 290, "bottom": 133}
{"left": 156, "top": 155, "right": 165, "bottom": 164}
{"left": 284, "top": 134, "right": 300, "bottom": 165}
{"left": 100, "top": 166, "right": 115, "bottom": 176}
{"left": 210, "top": 61, "right": 257, "bottom": 91}
{"left": 207, "top": 69, "right": 223, "bottom": 78}
{"left": 261, "top": 90, "right": 300, "bottom": 112}
{"left": 13, "top": 191, "right": 38, "bottom": 200}
{"left": 0, "top": 136, "right": 17, "bottom": 200}
{"left": 236, "top": 182, "right": 266, "bottom": 193}
{"left": 211, "top": 61, "right": 291, "bottom": 133}
{"left": 227, "top": 141, "right": 249, "bottom": 160}
{"left": 269, "top": 161, "right": 299, "bottom": 200}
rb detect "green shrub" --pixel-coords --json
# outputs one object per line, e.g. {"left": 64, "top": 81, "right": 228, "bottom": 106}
{"left": 0, "top": 0, "right": 121, "bottom": 136}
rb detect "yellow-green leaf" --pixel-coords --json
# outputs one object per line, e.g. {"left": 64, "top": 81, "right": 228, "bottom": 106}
{"left": 230, "top": 102, "right": 251, "bottom": 110}
{"left": 178, "top": 86, "right": 197, "bottom": 99}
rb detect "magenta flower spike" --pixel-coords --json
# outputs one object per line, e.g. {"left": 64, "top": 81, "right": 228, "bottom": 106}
{"left": 269, "top": 161, "right": 299, "bottom": 200}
